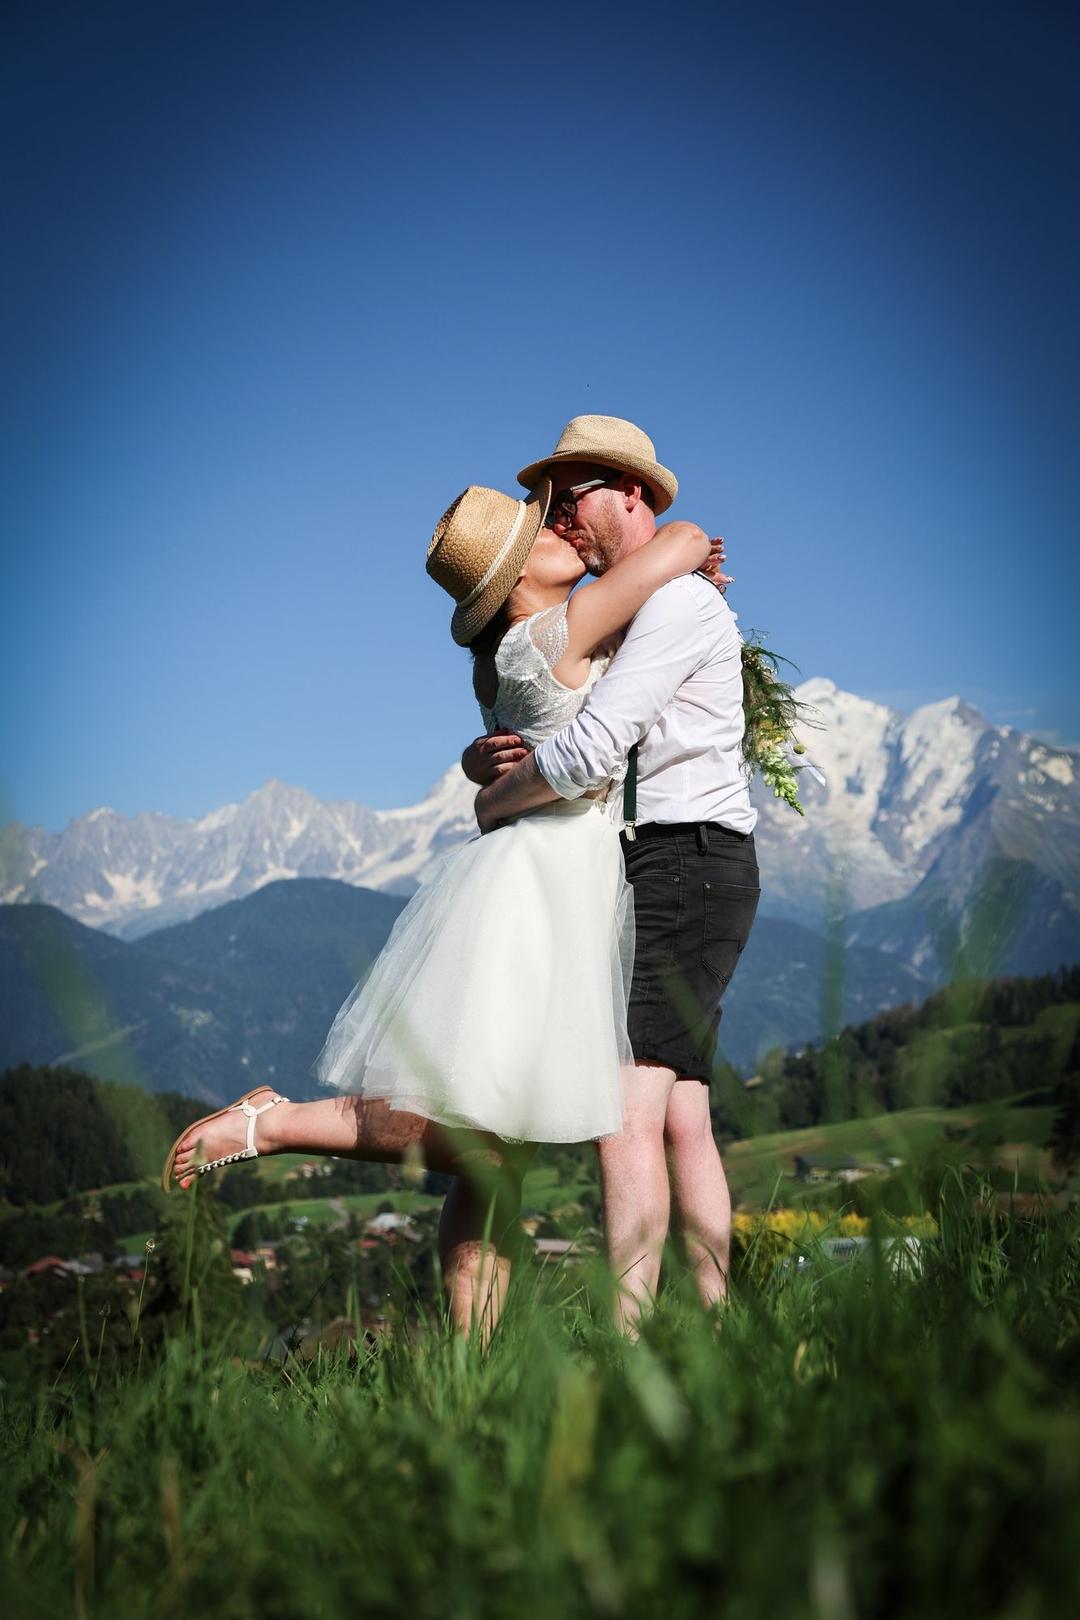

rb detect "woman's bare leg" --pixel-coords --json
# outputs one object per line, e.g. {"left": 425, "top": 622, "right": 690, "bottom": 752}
{"left": 170, "top": 1090, "right": 531, "bottom": 1338}
{"left": 173, "top": 1092, "right": 462, "bottom": 1184}
{"left": 438, "top": 1146, "right": 535, "bottom": 1342}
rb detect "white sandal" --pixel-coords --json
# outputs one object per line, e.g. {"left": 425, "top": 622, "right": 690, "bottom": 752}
{"left": 161, "top": 1086, "right": 289, "bottom": 1190}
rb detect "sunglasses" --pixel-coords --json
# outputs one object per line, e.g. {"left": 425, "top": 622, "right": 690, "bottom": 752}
{"left": 548, "top": 475, "right": 621, "bottom": 526}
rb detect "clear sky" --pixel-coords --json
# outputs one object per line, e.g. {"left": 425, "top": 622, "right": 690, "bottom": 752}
{"left": 3, "top": 0, "right": 1077, "bottom": 830}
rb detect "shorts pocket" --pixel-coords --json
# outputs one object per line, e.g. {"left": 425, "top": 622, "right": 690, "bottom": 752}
{"left": 701, "top": 880, "right": 760, "bottom": 984}
{"left": 624, "top": 844, "right": 681, "bottom": 879}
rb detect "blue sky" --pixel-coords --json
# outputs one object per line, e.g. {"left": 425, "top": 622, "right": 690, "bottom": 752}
{"left": 3, "top": 0, "right": 1077, "bottom": 829}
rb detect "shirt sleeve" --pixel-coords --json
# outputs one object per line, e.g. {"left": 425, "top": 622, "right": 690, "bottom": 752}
{"left": 533, "top": 580, "right": 706, "bottom": 798}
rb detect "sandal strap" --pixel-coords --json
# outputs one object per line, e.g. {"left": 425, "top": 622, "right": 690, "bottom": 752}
{"left": 230, "top": 1091, "right": 289, "bottom": 1158}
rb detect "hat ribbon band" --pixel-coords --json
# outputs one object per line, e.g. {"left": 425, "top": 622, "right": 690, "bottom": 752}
{"left": 458, "top": 501, "right": 528, "bottom": 610}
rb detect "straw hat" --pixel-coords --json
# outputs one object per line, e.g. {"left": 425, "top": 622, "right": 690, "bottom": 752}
{"left": 427, "top": 477, "right": 552, "bottom": 646}
{"left": 517, "top": 415, "right": 678, "bottom": 514}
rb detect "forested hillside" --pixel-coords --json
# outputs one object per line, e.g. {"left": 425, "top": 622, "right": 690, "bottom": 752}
{"left": 3, "top": 968, "right": 1078, "bottom": 1225}
{"left": 716, "top": 967, "right": 1080, "bottom": 1141}
{"left": 0, "top": 1065, "right": 197, "bottom": 1205}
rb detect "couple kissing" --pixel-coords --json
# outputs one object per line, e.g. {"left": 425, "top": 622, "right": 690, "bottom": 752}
{"left": 164, "top": 415, "right": 760, "bottom": 1339}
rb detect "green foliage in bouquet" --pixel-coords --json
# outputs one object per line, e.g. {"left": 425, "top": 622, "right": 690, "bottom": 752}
{"left": 741, "top": 635, "right": 821, "bottom": 814}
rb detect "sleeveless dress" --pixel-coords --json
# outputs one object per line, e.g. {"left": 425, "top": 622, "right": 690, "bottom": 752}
{"left": 312, "top": 603, "right": 634, "bottom": 1142}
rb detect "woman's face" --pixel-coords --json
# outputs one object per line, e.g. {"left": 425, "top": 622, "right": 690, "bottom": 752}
{"left": 522, "top": 526, "right": 586, "bottom": 591}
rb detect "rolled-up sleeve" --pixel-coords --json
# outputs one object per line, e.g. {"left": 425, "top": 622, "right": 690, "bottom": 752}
{"left": 534, "top": 581, "right": 705, "bottom": 798}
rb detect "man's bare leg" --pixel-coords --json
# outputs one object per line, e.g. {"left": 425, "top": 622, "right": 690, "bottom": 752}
{"left": 597, "top": 1062, "right": 677, "bottom": 1334}
{"left": 664, "top": 1080, "right": 731, "bottom": 1309}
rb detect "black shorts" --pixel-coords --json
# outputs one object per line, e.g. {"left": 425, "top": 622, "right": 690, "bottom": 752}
{"left": 621, "top": 824, "right": 760, "bottom": 1081}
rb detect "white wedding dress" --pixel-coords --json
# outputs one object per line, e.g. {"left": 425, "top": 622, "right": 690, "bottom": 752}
{"left": 312, "top": 603, "right": 633, "bottom": 1142}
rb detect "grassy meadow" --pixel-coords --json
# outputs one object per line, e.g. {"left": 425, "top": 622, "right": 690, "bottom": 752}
{"left": 2, "top": 1176, "right": 1079, "bottom": 1620}
{"left": 721, "top": 1099, "right": 1059, "bottom": 1206}
{"left": 2, "top": 1018, "right": 1078, "bottom": 1618}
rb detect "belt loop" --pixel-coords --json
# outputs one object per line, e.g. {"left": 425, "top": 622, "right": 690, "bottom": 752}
{"left": 696, "top": 823, "right": 709, "bottom": 856}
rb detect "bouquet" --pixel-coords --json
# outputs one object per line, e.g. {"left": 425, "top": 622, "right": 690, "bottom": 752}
{"left": 741, "top": 636, "right": 824, "bottom": 815}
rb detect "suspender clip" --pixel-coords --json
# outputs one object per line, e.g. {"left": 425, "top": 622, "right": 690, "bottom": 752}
{"left": 622, "top": 744, "right": 639, "bottom": 842}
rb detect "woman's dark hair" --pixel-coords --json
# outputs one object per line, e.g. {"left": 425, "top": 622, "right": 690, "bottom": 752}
{"left": 468, "top": 601, "right": 511, "bottom": 659}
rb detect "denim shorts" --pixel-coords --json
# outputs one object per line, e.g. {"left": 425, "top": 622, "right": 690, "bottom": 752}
{"left": 620, "top": 823, "right": 760, "bottom": 1081}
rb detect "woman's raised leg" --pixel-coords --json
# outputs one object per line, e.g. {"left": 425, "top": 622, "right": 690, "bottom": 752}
{"left": 172, "top": 1091, "right": 465, "bottom": 1185}
{"left": 167, "top": 1089, "right": 532, "bottom": 1339}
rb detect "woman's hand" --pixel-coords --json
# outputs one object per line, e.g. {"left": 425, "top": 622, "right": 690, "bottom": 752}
{"left": 461, "top": 731, "right": 529, "bottom": 786}
{"left": 700, "top": 536, "right": 734, "bottom": 595}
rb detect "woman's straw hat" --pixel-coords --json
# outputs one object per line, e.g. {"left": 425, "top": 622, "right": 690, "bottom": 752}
{"left": 517, "top": 415, "right": 678, "bottom": 514}
{"left": 427, "top": 477, "right": 553, "bottom": 646}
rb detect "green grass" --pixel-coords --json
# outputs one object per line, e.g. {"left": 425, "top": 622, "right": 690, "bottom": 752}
{"left": 1027, "top": 1000, "right": 1080, "bottom": 1053}
{"left": 239, "top": 1152, "right": 356, "bottom": 1186}
{"left": 112, "top": 1229, "right": 155, "bottom": 1255}
{"left": 0, "top": 1179, "right": 154, "bottom": 1223}
{"left": 118, "top": 1189, "right": 442, "bottom": 1250}
{"left": 223, "top": 1189, "right": 443, "bottom": 1235}
{"left": 521, "top": 1163, "right": 595, "bottom": 1214}
{"left": 723, "top": 1099, "right": 1060, "bottom": 1207}
{"left": 1, "top": 1180, "right": 1078, "bottom": 1620}
{"left": 18, "top": 1095, "right": 1062, "bottom": 1252}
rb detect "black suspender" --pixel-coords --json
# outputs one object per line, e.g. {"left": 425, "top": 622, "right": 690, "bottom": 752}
{"left": 622, "top": 744, "right": 639, "bottom": 841}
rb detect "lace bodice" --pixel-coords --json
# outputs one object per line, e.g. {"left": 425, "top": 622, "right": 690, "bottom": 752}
{"left": 478, "top": 603, "right": 611, "bottom": 746}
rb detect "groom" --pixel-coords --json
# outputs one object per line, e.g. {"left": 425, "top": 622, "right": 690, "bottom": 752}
{"left": 463, "top": 415, "right": 760, "bottom": 1329}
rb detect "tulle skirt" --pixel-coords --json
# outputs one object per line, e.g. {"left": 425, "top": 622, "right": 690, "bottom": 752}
{"left": 312, "top": 799, "right": 633, "bottom": 1142}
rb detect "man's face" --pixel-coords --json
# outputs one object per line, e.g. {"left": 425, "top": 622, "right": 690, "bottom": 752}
{"left": 547, "top": 463, "right": 630, "bottom": 575}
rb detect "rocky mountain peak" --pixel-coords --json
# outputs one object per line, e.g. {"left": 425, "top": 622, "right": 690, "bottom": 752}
{"left": 3, "top": 681, "right": 1078, "bottom": 950}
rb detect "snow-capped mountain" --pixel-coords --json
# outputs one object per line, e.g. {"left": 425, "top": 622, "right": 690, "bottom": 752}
{"left": 3, "top": 682, "right": 1078, "bottom": 974}
{"left": 753, "top": 680, "right": 1079, "bottom": 927}
{"left": 0, "top": 768, "right": 478, "bottom": 939}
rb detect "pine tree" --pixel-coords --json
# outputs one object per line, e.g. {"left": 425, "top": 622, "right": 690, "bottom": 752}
{"left": 1047, "top": 1031, "right": 1080, "bottom": 1173}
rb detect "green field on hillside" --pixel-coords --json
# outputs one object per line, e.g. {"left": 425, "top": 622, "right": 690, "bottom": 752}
{"left": 284, "top": 1095, "right": 1064, "bottom": 1224}
{"left": 723, "top": 1097, "right": 1059, "bottom": 1206}
{"left": 36, "top": 1093, "right": 1070, "bottom": 1260}
{"left": 2, "top": 1181, "right": 1078, "bottom": 1620}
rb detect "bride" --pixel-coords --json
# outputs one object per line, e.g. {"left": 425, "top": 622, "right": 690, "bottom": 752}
{"left": 163, "top": 477, "right": 719, "bottom": 1334}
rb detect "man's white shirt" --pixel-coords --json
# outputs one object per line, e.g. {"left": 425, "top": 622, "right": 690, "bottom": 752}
{"left": 533, "top": 574, "right": 757, "bottom": 834}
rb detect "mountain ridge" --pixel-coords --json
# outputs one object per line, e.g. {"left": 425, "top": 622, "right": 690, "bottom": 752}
{"left": 0, "top": 883, "right": 934, "bottom": 1091}
{"left": 4, "top": 681, "right": 1078, "bottom": 981}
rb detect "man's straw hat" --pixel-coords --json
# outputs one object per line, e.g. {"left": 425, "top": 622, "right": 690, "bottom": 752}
{"left": 517, "top": 415, "right": 678, "bottom": 515}
{"left": 427, "top": 478, "right": 552, "bottom": 647}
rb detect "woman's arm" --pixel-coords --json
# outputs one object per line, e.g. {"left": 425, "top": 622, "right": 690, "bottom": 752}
{"left": 555, "top": 522, "right": 713, "bottom": 687}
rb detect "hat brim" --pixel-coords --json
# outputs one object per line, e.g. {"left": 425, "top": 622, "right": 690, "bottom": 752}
{"left": 450, "top": 477, "right": 552, "bottom": 646}
{"left": 516, "top": 451, "right": 677, "bottom": 515}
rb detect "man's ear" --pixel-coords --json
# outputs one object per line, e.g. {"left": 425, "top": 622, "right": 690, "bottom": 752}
{"left": 616, "top": 472, "right": 645, "bottom": 511}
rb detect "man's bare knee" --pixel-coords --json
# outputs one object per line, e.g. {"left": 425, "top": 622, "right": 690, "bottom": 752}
{"left": 663, "top": 1080, "right": 715, "bottom": 1152}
